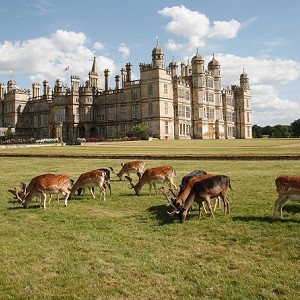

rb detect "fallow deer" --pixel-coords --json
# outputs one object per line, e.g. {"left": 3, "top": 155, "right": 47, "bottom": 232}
{"left": 110, "top": 160, "right": 145, "bottom": 180}
{"left": 77, "top": 168, "right": 111, "bottom": 197}
{"left": 125, "top": 166, "right": 176, "bottom": 196}
{"left": 161, "top": 175, "right": 232, "bottom": 223}
{"left": 159, "top": 173, "right": 215, "bottom": 216}
{"left": 69, "top": 169, "right": 107, "bottom": 200}
{"left": 273, "top": 175, "right": 300, "bottom": 220}
{"left": 8, "top": 173, "right": 72, "bottom": 209}
{"left": 177, "top": 170, "right": 221, "bottom": 213}
{"left": 178, "top": 175, "right": 231, "bottom": 223}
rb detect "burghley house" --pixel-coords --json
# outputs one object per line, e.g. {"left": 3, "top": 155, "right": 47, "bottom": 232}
{"left": 0, "top": 43, "right": 252, "bottom": 141}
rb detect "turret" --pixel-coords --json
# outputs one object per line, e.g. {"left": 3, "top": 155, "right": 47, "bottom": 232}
{"left": 240, "top": 70, "right": 250, "bottom": 90}
{"left": 169, "top": 57, "right": 178, "bottom": 78}
{"left": 208, "top": 55, "right": 221, "bottom": 91}
{"left": 152, "top": 39, "right": 164, "bottom": 68}
{"left": 88, "top": 56, "right": 101, "bottom": 89}
{"left": 32, "top": 83, "right": 40, "bottom": 98}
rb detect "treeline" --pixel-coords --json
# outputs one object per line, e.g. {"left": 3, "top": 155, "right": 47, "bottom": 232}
{"left": 252, "top": 119, "right": 300, "bottom": 138}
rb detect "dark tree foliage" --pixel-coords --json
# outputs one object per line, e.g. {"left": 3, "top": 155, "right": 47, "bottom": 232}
{"left": 126, "top": 125, "right": 149, "bottom": 140}
{"left": 252, "top": 121, "right": 296, "bottom": 138}
{"left": 261, "top": 126, "right": 273, "bottom": 137}
{"left": 252, "top": 124, "right": 263, "bottom": 138}
{"left": 269, "top": 125, "right": 292, "bottom": 138}
{"left": 291, "top": 119, "right": 300, "bottom": 137}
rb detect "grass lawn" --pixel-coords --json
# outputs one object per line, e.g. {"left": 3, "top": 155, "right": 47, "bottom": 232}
{"left": 0, "top": 140, "right": 299, "bottom": 299}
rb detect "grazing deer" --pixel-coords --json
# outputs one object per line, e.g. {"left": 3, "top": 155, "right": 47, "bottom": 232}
{"left": 8, "top": 173, "right": 72, "bottom": 209}
{"left": 177, "top": 170, "right": 220, "bottom": 214}
{"left": 69, "top": 169, "right": 107, "bottom": 200}
{"left": 273, "top": 175, "right": 300, "bottom": 220}
{"left": 77, "top": 168, "right": 111, "bottom": 197}
{"left": 159, "top": 174, "right": 215, "bottom": 216}
{"left": 48, "top": 179, "right": 74, "bottom": 203}
{"left": 161, "top": 175, "right": 231, "bottom": 223}
{"left": 125, "top": 166, "right": 176, "bottom": 196}
{"left": 110, "top": 160, "right": 145, "bottom": 180}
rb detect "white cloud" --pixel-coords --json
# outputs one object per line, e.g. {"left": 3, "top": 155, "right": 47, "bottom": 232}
{"left": 251, "top": 84, "right": 300, "bottom": 126}
{"left": 216, "top": 54, "right": 300, "bottom": 86}
{"left": 0, "top": 30, "right": 118, "bottom": 86}
{"left": 159, "top": 5, "right": 241, "bottom": 52}
{"left": 209, "top": 19, "right": 241, "bottom": 39}
{"left": 213, "top": 54, "right": 300, "bottom": 125}
{"left": 93, "top": 42, "right": 104, "bottom": 51}
{"left": 118, "top": 43, "right": 130, "bottom": 60}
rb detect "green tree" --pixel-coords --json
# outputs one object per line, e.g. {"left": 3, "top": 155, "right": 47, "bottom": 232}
{"left": 261, "top": 126, "right": 273, "bottom": 137}
{"left": 127, "top": 125, "right": 149, "bottom": 140}
{"left": 4, "top": 127, "right": 14, "bottom": 140}
{"left": 270, "top": 125, "right": 292, "bottom": 138}
{"left": 252, "top": 124, "right": 263, "bottom": 138}
{"left": 290, "top": 119, "right": 300, "bottom": 137}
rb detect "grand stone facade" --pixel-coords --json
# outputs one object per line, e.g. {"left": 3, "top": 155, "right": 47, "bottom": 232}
{"left": 0, "top": 43, "right": 252, "bottom": 141}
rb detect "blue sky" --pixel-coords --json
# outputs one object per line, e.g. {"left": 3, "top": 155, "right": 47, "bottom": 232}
{"left": 0, "top": 0, "right": 299, "bottom": 126}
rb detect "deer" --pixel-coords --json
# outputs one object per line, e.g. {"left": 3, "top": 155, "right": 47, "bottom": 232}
{"left": 161, "top": 175, "right": 232, "bottom": 223}
{"left": 48, "top": 179, "right": 74, "bottom": 203}
{"left": 273, "top": 175, "right": 300, "bottom": 220}
{"left": 109, "top": 160, "right": 145, "bottom": 180}
{"left": 69, "top": 169, "right": 107, "bottom": 200}
{"left": 177, "top": 170, "right": 221, "bottom": 214}
{"left": 159, "top": 173, "right": 215, "bottom": 217}
{"left": 76, "top": 168, "right": 111, "bottom": 197}
{"left": 125, "top": 166, "right": 176, "bottom": 196}
{"left": 8, "top": 173, "right": 72, "bottom": 209}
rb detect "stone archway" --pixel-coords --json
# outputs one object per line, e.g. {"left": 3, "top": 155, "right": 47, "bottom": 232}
{"left": 78, "top": 126, "right": 85, "bottom": 138}
{"left": 90, "top": 127, "right": 98, "bottom": 137}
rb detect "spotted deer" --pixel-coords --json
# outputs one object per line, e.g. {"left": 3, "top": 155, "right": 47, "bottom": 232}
{"left": 273, "top": 175, "right": 300, "bottom": 220}
{"left": 8, "top": 173, "right": 72, "bottom": 209}
{"left": 110, "top": 160, "right": 145, "bottom": 180}
{"left": 126, "top": 166, "right": 176, "bottom": 196}
{"left": 69, "top": 169, "right": 107, "bottom": 200}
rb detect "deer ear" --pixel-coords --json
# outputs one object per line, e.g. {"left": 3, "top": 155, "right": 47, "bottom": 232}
{"left": 20, "top": 181, "right": 27, "bottom": 191}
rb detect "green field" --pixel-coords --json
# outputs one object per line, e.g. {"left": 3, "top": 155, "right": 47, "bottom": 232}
{"left": 0, "top": 140, "right": 299, "bottom": 299}
{"left": 1, "top": 138, "right": 300, "bottom": 156}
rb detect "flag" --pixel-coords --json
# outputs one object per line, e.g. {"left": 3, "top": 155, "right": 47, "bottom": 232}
{"left": 64, "top": 66, "right": 70, "bottom": 71}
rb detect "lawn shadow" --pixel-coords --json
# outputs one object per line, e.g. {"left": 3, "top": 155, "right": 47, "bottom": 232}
{"left": 7, "top": 203, "right": 41, "bottom": 210}
{"left": 147, "top": 204, "right": 177, "bottom": 225}
{"left": 232, "top": 215, "right": 300, "bottom": 224}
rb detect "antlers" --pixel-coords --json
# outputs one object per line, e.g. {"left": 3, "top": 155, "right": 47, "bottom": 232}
{"left": 158, "top": 186, "right": 178, "bottom": 215}
{"left": 125, "top": 175, "right": 134, "bottom": 188}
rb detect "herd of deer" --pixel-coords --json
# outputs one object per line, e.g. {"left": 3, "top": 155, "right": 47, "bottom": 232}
{"left": 8, "top": 160, "right": 300, "bottom": 223}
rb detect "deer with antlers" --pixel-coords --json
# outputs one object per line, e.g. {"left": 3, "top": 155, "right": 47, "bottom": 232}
{"left": 109, "top": 160, "right": 145, "bottom": 180}
{"left": 273, "top": 175, "right": 300, "bottom": 220}
{"left": 125, "top": 166, "right": 176, "bottom": 196}
{"left": 8, "top": 173, "right": 72, "bottom": 209}
{"left": 160, "top": 174, "right": 231, "bottom": 223}
{"left": 69, "top": 169, "right": 107, "bottom": 200}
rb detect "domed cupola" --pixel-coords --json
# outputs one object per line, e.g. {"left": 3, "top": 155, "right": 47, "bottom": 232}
{"left": 240, "top": 69, "right": 250, "bottom": 90}
{"left": 208, "top": 55, "right": 220, "bottom": 68}
{"left": 152, "top": 44, "right": 164, "bottom": 56}
{"left": 152, "top": 37, "right": 164, "bottom": 68}
{"left": 191, "top": 50, "right": 203, "bottom": 64}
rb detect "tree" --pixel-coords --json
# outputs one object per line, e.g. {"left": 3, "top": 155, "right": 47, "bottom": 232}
{"left": 261, "top": 126, "right": 273, "bottom": 137}
{"left": 290, "top": 119, "right": 300, "bottom": 137}
{"left": 127, "top": 125, "right": 149, "bottom": 140}
{"left": 269, "top": 125, "right": 292, "bottom": 138}
{"left": 252, "top": 124, "right": 262, "bottom": 138}
{"left": 4, "top": 127, "right": 14, "bottom": 140}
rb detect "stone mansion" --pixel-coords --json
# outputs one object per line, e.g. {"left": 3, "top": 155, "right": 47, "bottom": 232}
{"left": 0, "top": 43, "right": 252, "bottom": 141}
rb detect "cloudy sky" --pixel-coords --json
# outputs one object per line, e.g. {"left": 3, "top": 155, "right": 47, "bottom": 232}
{"left": 0, "top": 0, "right": 299, "bottom": 126}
